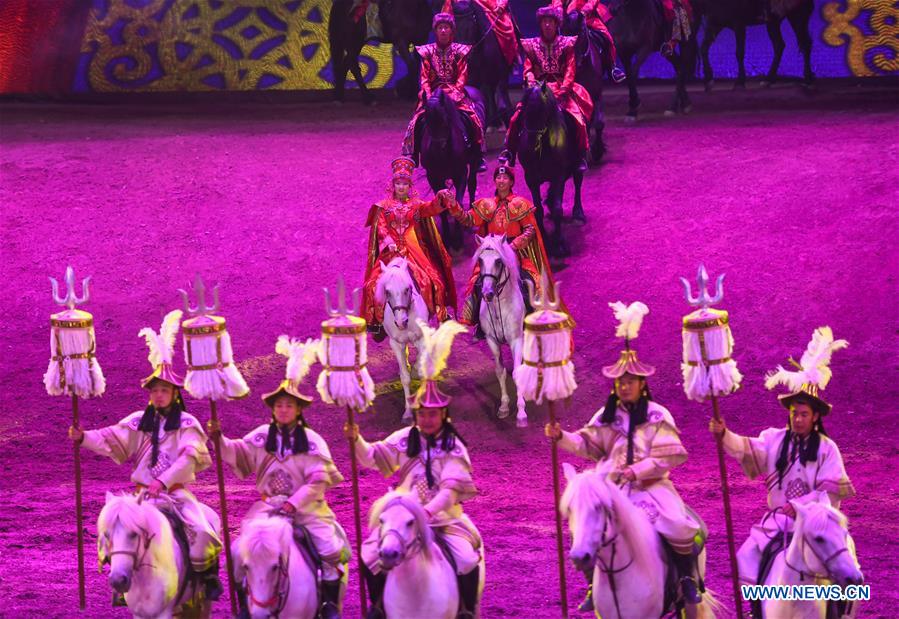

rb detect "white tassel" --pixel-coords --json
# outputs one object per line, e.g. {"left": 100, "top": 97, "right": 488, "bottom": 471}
{"left": 182, "top": 326, "right": 249, "bottom": 401}
{"left": 514, "top": 325, "right": 576, "bottom": 404}
{"left": 681, "top": 309, "right": 742, "bottom": 402}
{"left": 316, "top": 319, "right": 374, "bottom": 411}
{"left": 609, "top": 301, "right": 649, "bottom": 341}
{"left": 44, "top": 311, "right": 106, "bottom": 398}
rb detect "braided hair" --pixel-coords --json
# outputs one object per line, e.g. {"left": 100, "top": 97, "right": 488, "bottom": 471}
{"left": 406, "top": 408, "right": 467, "bottom": 487}
{"left": 137, "top": 386, "right": 186, "bottom": 467}
{"left": 599, "top": 378, "right": 653, "bottom": 466}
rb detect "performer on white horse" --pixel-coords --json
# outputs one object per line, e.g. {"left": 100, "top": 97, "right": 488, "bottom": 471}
{"left": 98, "top": 492, "right": 219, "bottom": 618}
{"left": 211, "top": 336, "right": 350, "bottom": 618}
{"left": 710, "top": 327, "right": 860, "bottom": 617}
{"left": 69, "top": 310, "right": 223, "bottom": 609}
{"left": 345, "top": 320, "right": 485, "bottom": 618}
{"left": 376, "top": 257, "right": 430, "bottom": 422}
{"left": 546, "top": 302, "right": 706, "bottom": 612}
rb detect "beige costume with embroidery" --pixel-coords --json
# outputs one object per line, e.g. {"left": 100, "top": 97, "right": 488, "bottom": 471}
{"left": 721, "top": 427, "right": 855, "bottom": 584}
{"left": 220, "top": 424, "right": 350, "bottom": 579}
{"left": 356, "top": 426, "right": 481, "bottom": 575}
{"left": 82, "top": 410, "right": 222, "bottom": 570}
{"left": 558, "top": 401, "right": 701, "bottom": 552}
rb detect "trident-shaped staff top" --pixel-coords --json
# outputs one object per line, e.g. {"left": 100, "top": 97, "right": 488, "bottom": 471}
{"left": 178, "top": 274, "right": 220, "bottom": 317}
{"left": 680, "top": 265, "right": 725, "bottom": 309}
{"left": 526, "top": 271, "right": 562, "bottom": 312}
{"left": 50, "top": 266, "right": 91, "bottom": 310}
{"left": 323, "top": 276, "right": 361, "bottom": 317}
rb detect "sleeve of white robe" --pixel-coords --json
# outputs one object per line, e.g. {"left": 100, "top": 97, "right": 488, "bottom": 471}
{"left": 629, "top": 422, "right": 689, "bottom": 481}
{"left": 157, "top": 426, "right": 212, "bottom": 489}
{"left": 81, "top": 418, "right": 141, "bottom": 465}
{"left": 721, "top": 427, "right": 783, "bottom": 479}
{"left": 813, "top": 437, "right": 856, "bottom": 506}
{"left": 219, "top": 435, "right": 260, "bottom": 480}
{"left": 286, "top": 451, "right": 343, "bottom": 511}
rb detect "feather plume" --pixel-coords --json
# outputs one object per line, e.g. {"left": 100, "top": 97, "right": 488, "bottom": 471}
{"left": 609, "top": 301, "right": 649, "bottom": 341}
{"left": 416, "top": 319, "right": 467, "bottom": 381}
{"left": 275, "top": 335, "right": 320, "bottom": 384}
{"left": 765, "top": 326, "right": 847, "bottom": 392}
{"left": 138, "top": 309, "right": 183, "bottom": 366}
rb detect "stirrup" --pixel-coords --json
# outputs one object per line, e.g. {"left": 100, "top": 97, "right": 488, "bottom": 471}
{"left": 611, "top": 67, "right": 626, "bottom": 83}
{"left": 680, "top": 576, "right": 702, "bottom": 604}
{"left": 661, "top": 41, "right": 675, "bottom": 57}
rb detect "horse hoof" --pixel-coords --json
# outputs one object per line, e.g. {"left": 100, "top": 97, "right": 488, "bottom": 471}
{"left": 497, "top": 404, "right": 511, "bottom": 419}
{"left": 760, "top": 80, "right": 773, "bottom": 88}
{"left": 682, "top": 104, "right": 693, "bottom": 115}
{"left": 573, "top": 213, "right": 587, "bottom": 226}
{"left": 516, "top": 415, "right": 528, "bottom": 428}
{"left": 664, "top": 109, "right": 676, "bottom": 117}
{"left": 733, "top": 82, "right": 746, "bottom": 91}
{"left": 703, "top": 81, "right": 714, "bottom": 92}
{"left": 624, "top": 115, "right": 637, "bottom": 124}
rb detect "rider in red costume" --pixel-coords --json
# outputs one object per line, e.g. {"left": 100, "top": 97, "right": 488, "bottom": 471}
{"left": 552, "top": 0, "right": 626, "bottom": 82}
{"left": 441, "top": 0, "right": 520, "bottom": 69}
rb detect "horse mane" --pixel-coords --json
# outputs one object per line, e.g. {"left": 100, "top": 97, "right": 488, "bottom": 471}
{"left": 560, "top": 469, "right": 659, "bottom": 574}
{"left": 472, "top": 234, "right": 521, "bottom": 292}
{"left": 800, "top": 501, "right": 848, "bottom": 536}
{"left": 368, "top": 490, "right": 435, "bottom": 561}
{"left": 98, "top": 493, "right": 150, "bottom": 539}
{"left": 375, "top": 257, "right": 419, "bottom": 305}
{"left": 424, "top": 88, "right": 465, "bottom": 154}
{"left": 239, "top": 516, "right": 292, "bottom": 563}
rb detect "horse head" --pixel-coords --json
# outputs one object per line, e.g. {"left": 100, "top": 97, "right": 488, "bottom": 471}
{"left": 790, "top": 494, "right": 864, "bottom": 587}
{"left": 474, "top": 234, "right": 520, "bottom": 303}
{"left": 98, "top": 491, "right": 166, "bottom": 595}
{"left": 449, "top": 0, "right": 480, "bottom": 42}
{"left": 562, "top": 9, "right": 585, "bottom": 37}
{"left": 237, "top": 515, "right": 293, "bottom": 617}
{"left": 376, "top": 256, "right": 416, "bottom": 330}
{"left": 370, "top": 490, "right": 435, "bottom": 570}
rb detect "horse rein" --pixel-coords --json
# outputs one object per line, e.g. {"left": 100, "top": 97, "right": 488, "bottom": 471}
{"left": 593, "top": 505, "right": 634, "bottom": 619}
{"left": 103, "top": 527, "right": 156, "bottom": 572}
{"left": 478, "top": 251, "right": 511, "bottom": 344}
{"left": 782, "top": 522, "right": 852, "bottom": 583}
{"left": 247, "top": 552, "right": 291, "bottom": 617}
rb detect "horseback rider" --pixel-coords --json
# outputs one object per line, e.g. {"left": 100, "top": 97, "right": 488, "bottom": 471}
{"left": 345, "top": 321, "right": 483, "bottom": 619}
{"left": 403, "top": 12, "right": 487, "bottom": 172}
{"left": 362, "top": 157, "right": 457, "bottom": 341}
{"left": 68, "top": 310, "right": 223, "bottom": 607}
{"left": 552, "top": 0, "right": 627, "bottom": 82}
{"left": 546, "top": 302, "right": 703, "bottom": 611}
{"left": 443, "top": 157, "right": 560, "bottom": 340}
{"left": 505, "top": 5, "right": 594, "bottom": 172}
{"left": 660, "top": 0, "right": 694, "bottom": 57}
{"left": 210, "top": 337, "right": 349, "bottom": 619}
{"left": 441, "top": 0, "right": 520, "bottom": 70}
{"left": 709, "top": 327, "right": 855, "bottom": 587}
{"left": 351, "top": 0, "right": 383, "bottom": 41}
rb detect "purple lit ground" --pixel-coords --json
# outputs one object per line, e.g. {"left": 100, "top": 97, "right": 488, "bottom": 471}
{"left": 1, "top": 83, "right": 898, "bottom": 618}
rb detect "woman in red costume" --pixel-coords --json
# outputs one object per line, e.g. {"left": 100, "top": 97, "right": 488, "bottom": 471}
{"left": 362, "top": 156, "right": 457, "bottom": 341}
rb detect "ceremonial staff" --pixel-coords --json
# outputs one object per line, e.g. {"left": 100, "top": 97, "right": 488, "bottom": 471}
{"left": 679, "top": 266, "right": 744, "bottom": 618}
{"left": 44, "top": 266, "right": 107, "bottom": 610}
{"left": 513, "top": 273, "right": 576, "bottom": 618}
{"left": 316, "top": 277, "right": 376, "bottom": 615}
{"left": 179, "top": 275, "right": 250, "bottom": 615}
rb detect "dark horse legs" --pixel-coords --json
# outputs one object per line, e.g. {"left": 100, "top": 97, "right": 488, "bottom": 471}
{"left": 788, "top": 5, "right": 815, "bottom": 86}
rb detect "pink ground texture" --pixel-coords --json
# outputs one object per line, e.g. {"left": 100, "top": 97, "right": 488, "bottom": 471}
{"left": 1, "top": 83, "right": 897, "bottom": 618}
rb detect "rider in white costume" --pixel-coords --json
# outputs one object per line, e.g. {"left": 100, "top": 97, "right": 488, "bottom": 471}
{"left": 547, "top": 302, "right": 703, "bottom": 609}
{"left": 69, "top": 310, "right": 223, "bottom": 605}
{"left": 710, "top": 326, "right": 855, "bottom": 585}
{"left": 213, "top": 336, "right": 349, "bottom": 618}
{"left": 347, "top": 320, "right": 483, "bottom": 619}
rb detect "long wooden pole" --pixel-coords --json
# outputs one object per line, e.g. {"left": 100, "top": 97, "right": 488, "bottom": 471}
{"left": 548, "top": 400, "right": 569, "bottom": 618}
{"left": 209, "top": 400, "right": 237, "bottom": 616}
{"left": 711, "top": 395, "right": 744, "bottom": 619}
{"left": 72, "top": 394, "right": 86, "bottom": 610}
{"left": 346, "top": 406, "right": 368, "bottom": 615}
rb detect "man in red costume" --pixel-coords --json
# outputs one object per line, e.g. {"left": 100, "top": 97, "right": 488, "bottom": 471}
{"left": 505, "top": 6, "right": 594, "bottom": 172}
{"left": 441, "top": 0, "right": 520, "bottom": 69}
{"left": 362, "top": 157, "right": 457, "bottom": 341}
{"left": 403, "top": 12, "right": 487, "bottom": 172}
{"left": 445, "top": 157, "right": 564, "bottom": 339}
{"left": 552, "top": 0, "right": 626, "bottom": 82}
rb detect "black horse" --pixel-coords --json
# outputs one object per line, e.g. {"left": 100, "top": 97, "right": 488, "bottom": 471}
{"left": 420, "top": 87, "right": 486, "bottom": 252}
{"left": 696, "top": 0, "right": 815, "bottom": 89}
{"left": 561, "top": 10, "right": 607, "bottom": 163}
{"left": 328, "top": 0, "right": 436, "bottom": 103}
{"left": 509, "top": 83, "right": 585, "bottom": 258}
{"left": 449, "top": 0, "right": 515, "bottom": 130}
{"left": 605, "top": 0, "right": 699, "bottom": 120}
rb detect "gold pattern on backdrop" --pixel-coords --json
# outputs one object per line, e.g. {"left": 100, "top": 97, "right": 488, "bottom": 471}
{"left": 822, "top": 0, "right": 899, "bottom": 76}
{"left": 81, "top": 0, "right": 395, "bottom": 91}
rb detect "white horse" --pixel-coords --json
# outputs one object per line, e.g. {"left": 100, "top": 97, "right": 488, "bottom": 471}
{"left": 235, "top": 514, "right": 335, "bottom": 619}
{"left": 370, "top": 490, "right": 484, "bottom": 618}
{"left": 472, "top": 234, "right": 527, "bottom": 426}
{"left": 376, "top": 256, "right": 429, "bottom": 422}
{"left": 760, "top": 494, "right": 863, "bottom": 619}
{"left": 97, "top": 491, "right": 215, "bottom": 619}
{"left": 561, "top": 464, "right": 721, "bottom": 619}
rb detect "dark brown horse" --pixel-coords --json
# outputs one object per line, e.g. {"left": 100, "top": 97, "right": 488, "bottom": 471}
{"left": 328, "top": 0, "right": 437, "bottom": 103}
{"left": 561, "top": 9, "right": 607, "bottom": 163}
{"left": 695, "top": 0, "right": 815, "bottom": 89}
{"left": 604, "top": 0, "right": 699, "bottom": 120}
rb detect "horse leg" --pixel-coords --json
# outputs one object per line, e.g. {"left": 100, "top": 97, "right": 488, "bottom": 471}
{"left": 788, "top": 7, "right": 815, "bottom": 87}
{"left": 701, "top": 24, "right": 720, "bottom": 91}
{"left": 622, "top": 54, "right": 640, "bottom": 122}
{"left": 347, "top": 42, "right": 375, "bottom": 105}
{"left": 511, "top": 337, "right": 527, "bottom": 428}
{"left": 395, "top": 43, "right": 418, "bottom": 100}
{"left": 734, "top": 25, "right": 747, "bottom": 89}
{"left": 549, "top": 178, "right": 569, "bottom": 257}
{"left": 679, "top": 36, "right": 696, "bottom": 112}
{"left": 572, "top": 167, "right": 585, "bottom": 224}
{"left": 526, "top": 175, "right": 548, "bottom": 240}
{"left": 390, "top": 337, "right": 414, "bottom": 422}
{"left": 497, "top": 80, "right": 513, "bottom": 129}
{"left": 763, "top": 20, "right": 786, "bottom": 86}
{"left": 330, "top": 39, "right": 348, "bottom": 103}
{"left": 487, "top": 337, "right": 511, "bottom": 418}
{"left": 590, "top": 83, "right": 606, "bottom": 164}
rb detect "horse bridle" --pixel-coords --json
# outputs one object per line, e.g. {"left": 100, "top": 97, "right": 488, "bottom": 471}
{"left": 592, "top": 504, "right": 635, "bottom": 619}
{"left": 379, "top": 501, "right": 425, "bottom": 564}
{"left": 478, "top": 249, "right": 512, "bottom": 344}
{"left": 103, "top": 527, "right": 156, "bottom": 572}
{"left": 247, "top": 551, "right": 291, "bottom": 617}
{"left": 781, "top": 514, "right": 852, "bottom": 582}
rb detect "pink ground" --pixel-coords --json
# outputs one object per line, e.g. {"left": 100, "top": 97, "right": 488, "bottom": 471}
{"left": 1, "top": 83, "right": 898, "bottom": 618}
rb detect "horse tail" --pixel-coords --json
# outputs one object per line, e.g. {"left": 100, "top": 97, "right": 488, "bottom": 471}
{"left": 697, "top": 587, "right": 724, "bottom": 618}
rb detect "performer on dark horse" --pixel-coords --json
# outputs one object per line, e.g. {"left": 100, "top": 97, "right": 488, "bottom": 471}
{"left": 554, "top": 0, "right": 627, "bottom": 82}
{"left": 362, "top": 157, "right": 457, "bottom": 342}
{"left": 505, "top": 6, "right": 594, "bottom": 173}
{"left": 660, "top": 0, "right": 695, "bottom": 57}
{"left": 403, "top": 12, "right": 487, "bottom": 173}
{"left": 442, "top": 0, "right": 519, "bottom": 70}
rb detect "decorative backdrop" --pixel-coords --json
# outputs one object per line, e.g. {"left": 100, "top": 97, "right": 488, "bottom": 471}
{"left": 0, "top": 0, "right": 895, "bottom": 95}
